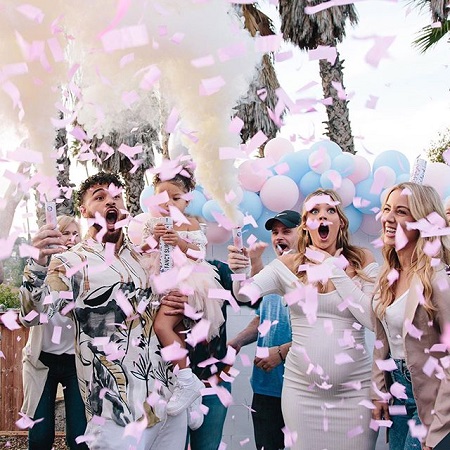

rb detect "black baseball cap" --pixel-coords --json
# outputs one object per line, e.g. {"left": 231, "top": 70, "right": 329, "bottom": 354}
{"left": 265, "top": 210, "right": 301, "bottom": 230}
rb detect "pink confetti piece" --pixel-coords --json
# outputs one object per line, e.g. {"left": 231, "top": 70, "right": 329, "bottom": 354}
{"left": 370, "top": 418, "right": 392, "bottom": 431}
{"left": 229, "top": 116, "right": 244, "bottom": 134}
{"left": 0, "top": 310, "right": 21, "bottom": 330}
{"left": 389, "top": 405, "right": 407, "bottom": 416}
{"left": 364, "top": 35, "right": 396, "bottom": 68}
{"left": 51, "top": 326, "right": 62, "bottom": 345}
{"left": 16, "top": 4, "right": 44, "bottom": 23}
{"left": 358, "top": 399, "right": 376, "bottom": 409}
{"left": 404, "top": 319, "right": 423, "bottom": 340}
{"left": 98, "top": 0, "right": 132, "bottom": 38}
{"left": 219, "top": 146, "right": 247, "bottom": 160}
{"left": 387, "top": 268, "right": 400, "bottom": 286}
{"left": 423, "top": 239, "right": 441, "bottom": 257}
{"left": 185, "top": 319, "right": 210, "bottom": 347}
{"left": 257, "top": 319, "right": 272, "bottom": 337}
{"left": 101, "top": 24, "right": 149, "bottom": 52}
{"left": 309, "top": 46, "right": 337, "bottom": 64}
{"left": 170, "top": 32, "right": 185, "bottom": 44}
{"left": 390, "top": 382, "right": 407, "bottom": 399}
{"left": 221, "top": 345, "right": 237, "bottom": 366}
{"left": 245, "top": 130, "right": 268, "bottom": 153}
{"left": 375, "top": 358, "right": 397, "bottom": 372}
{"left": 335, "top": 352, "right": 354, "bottom": 365}
{"left": 394, "top": 224, "right": 408, "bottom": 251}
{"left": 191, "top": 55, "right": 215, "bottom": 68}
{"left": 422, "top": 356, "right": 439, "bottom": 377}
{"left": 255, "top": 346, "right": 269, "bottom": 358}
{"left": 23, "top": 310, "right": 39, "bottom": 322}
{"left": 7, "top": 148, "right": 43, "bottom": 165}
{"left": 19, "top": 243, "right": 40, "bottom": 260}
{"left": 160, "top": 341, "right": 188, "bottom": 362}
{"left": 238, "top": 283, "right": 261, "bottom": 305}
{"left": 140, "top": 65, "right": 161, "bottom": 90}
{"left": 365, "top": 95, "right": 379, "bottom": 109}
{"left": 282, "top": 426, "right": 298, "bottom": 447}
{"left": 199, "top": 76, "right": 226, "bottom": 96}
{"left": 348, "top": 426, "right": 363, "bottom": 438}
{"left": 408, "top": 420, "right": 427, "bottom": 439}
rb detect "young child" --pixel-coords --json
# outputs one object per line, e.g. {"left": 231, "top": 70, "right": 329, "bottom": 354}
{"left": 142, "top": 162, "right": 225, "bottom": 423}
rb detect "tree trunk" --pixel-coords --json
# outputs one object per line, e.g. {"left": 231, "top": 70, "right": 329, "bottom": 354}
{"left": 121, "top": 166, "right": 145, "bottom": 217}
{"left": 319, "top": 53, "right": 355, "bottom": 154}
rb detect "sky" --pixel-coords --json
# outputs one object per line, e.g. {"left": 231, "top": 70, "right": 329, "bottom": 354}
{"left": 261, "top": 0, "right": 449, "bottom": 164}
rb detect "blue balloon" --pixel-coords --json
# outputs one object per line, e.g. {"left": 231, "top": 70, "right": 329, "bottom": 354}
{"left": 299, "top": 171, "right": 321, "bottom": 196}
{"left": 310, "top": 140, "right": 342, "bottom": 160}
{"left": 238, "top": 191, "right": 263, "bottom": 222}
{"left": 139, "top": 186, "right": 154, "bottom": 212}
{"left": 331, "top": 153, "right": 355, "bottom": 177}
{"left": 354, "top": 177, "right": 382, "bottom": 214}
{"left": 344, "top": 205, "right": 363, "bottom": 233}
{"left": 185, "top": 189, "right": 207, "bottom": 218}
{"left": 277, "top": 149, "right": 312, "bottom": 184}
{"left": 395, "top": 173, "right": 410, "bottom": 184}
{"left": 373, "top": 150, "right": 410, "bottom": 175}
{"left": 201, "top": 200, "right": 223, "bottom": 223}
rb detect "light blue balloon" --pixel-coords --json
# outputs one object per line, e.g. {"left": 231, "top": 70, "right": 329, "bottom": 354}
{"left": 202, "top": 200, "right": 223, "bottom": 223}
{"left": 373, "top": 150, "right": 410, "bottom": 175}
{"left": 299, "top": 171, "right": 321, "bottom": 196}
{"left": 239, "top": 191, "right": 263, "bottom": 222}
{"left": 395, "top": 173, "right": 410, "bottom": 184}
{"left": 354, "top": 177, "right": 382, "bottom": 214}
{"left": 344, "top": 205, "right": 363, "bottom": 233}
{"left": 139, "top": 186, "right": 154, "bottom": 212}
{"left": 331, "top": 153, "right": 355, "bottom": 177}
{"left": 310, "top": 140, "right": 342, "bottom": 160}
{"left": 185, "top": 189, "right": 207, "bottom": 218}
{"left": 277, "top": 149, "right": 312, "bottom": 184}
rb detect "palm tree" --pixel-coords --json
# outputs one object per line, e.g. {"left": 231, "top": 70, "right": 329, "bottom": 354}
{"left": 411, "top": 0, "right": 450, "bottom": 52}
{"left": 279, "top": 0, "right": 358, "bottom": 153}
{"left": 234, "top": 4, "right": 285, "bottom": 156}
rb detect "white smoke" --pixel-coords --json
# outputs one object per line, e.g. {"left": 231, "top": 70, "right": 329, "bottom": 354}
{"left": 1, "top": 1, "right": 259, "bottom": 219}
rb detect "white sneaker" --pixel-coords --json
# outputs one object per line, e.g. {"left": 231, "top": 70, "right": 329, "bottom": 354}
{"left": 187, "top": 396, "right": 204, "bottom": 430}
{"left": 167, "top": 376, "right": 204, "bottom": 416}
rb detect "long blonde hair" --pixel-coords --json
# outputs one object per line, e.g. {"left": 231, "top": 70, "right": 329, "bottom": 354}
{"left": 57, "top": 215, "right": 81, "bottom": 234}
{"left": 375, "top": 182, "right": 450, "bottom": 319}
{"left": 293, "top": 188, "right": 368, "bottom": 284}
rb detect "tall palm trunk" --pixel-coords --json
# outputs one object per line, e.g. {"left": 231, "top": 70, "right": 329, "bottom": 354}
{"left": 319, "top": 53, "right": 354, "bottom": 153}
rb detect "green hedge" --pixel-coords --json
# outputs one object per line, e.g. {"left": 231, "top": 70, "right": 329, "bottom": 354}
{"left": 0, "top": 284, "right": 20, "bottom": 310}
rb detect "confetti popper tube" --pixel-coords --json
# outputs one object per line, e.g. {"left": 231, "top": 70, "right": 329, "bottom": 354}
{"left": 45, "top": 201, "right": 57, "bottom": 228}
{"left": 160, "top": 217, "right": 173, "bottom": 273}
{"left": 232, "top": 227, "right": 243, "bottom": 251}
{"left": 409, "top": 157, "right": 427, "bottom": 184}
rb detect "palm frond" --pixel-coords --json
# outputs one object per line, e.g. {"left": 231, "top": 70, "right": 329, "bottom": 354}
{"left": 413, "top": 20, "right": 450, "bottom": 52}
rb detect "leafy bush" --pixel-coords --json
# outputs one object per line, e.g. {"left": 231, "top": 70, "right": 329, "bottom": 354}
{"left": 0, "top": 283, "right": 20, "bottom": 310}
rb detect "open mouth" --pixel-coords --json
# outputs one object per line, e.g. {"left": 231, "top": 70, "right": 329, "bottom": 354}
{"left": 106, "top": 209, "right": 118, "bottom": 228}
{"left": 277, "top": 243, "right": 288, "bottom": 251}
{"left": 318, "top": 224, "right": 329, "bottom": 239}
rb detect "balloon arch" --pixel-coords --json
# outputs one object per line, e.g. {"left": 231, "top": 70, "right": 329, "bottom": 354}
{"left": 133, "top": 138, "right": 450, "bottom": 247}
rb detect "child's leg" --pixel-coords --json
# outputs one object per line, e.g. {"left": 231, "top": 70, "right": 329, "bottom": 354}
{"left": 154, "top": 305, "right": 187, "bottom": 369}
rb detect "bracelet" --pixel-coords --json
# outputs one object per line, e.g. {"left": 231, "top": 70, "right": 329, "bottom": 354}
{"left": 277, "top": 346, "right": 285, "bottom": 362}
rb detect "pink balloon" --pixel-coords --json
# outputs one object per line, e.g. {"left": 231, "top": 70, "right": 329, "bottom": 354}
{"left": 373, "top": 166, "right": 396, "bottom": 189}
{"left": 128, "top": 212, "right": 155, "bottom": 246}
{"left": 264, "top": 137, "right": 295, "bottom": 163}
{"left": 423, "top": 162, "right": 450, "bottom": 197}
{"left": 336, "top": 178, "right": 356, "bottom": 208}
{"left": 348, "top": 155, "right": 371, "bottom": 184}
{"left": 360, "top": 213, "right": 382, "bottom": 237}
{"left": 260, "top": 175, "right": 299, "bottom": 212}
{"left": 238, "top": 160, "right": 270, "bottom": 192}
{"left": 205, "top": 222, "right": 232, "bottom": 244}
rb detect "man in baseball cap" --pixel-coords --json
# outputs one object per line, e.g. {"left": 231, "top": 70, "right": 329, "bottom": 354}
{"left": 227, "top": 210, "right": 300, "bottom": 450}
{"left": 265, "top": 209, "right": 301, "bottom": 232}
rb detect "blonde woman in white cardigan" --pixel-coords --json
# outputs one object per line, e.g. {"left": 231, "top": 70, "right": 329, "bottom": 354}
{"left": 20, "top": 215, "right": 88, "bottom": 450}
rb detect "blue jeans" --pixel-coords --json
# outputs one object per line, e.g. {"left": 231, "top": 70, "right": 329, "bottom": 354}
{"left": 29, "top": 352, "right": 88, "bottom": 450}
{"left": 389, "top": 359, "right": 421, "bottom": 450}
{"left": 186, "top": 382, "right": 231, "bottom": 450}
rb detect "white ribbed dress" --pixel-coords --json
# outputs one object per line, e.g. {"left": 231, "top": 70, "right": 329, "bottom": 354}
{"left": 239, "top": 258, "right": 378, "bottom": 450}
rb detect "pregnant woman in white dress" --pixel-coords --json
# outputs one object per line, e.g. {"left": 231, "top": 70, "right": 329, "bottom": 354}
{"left": 230, "top": 189, "right": 378, "bottom": 450}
